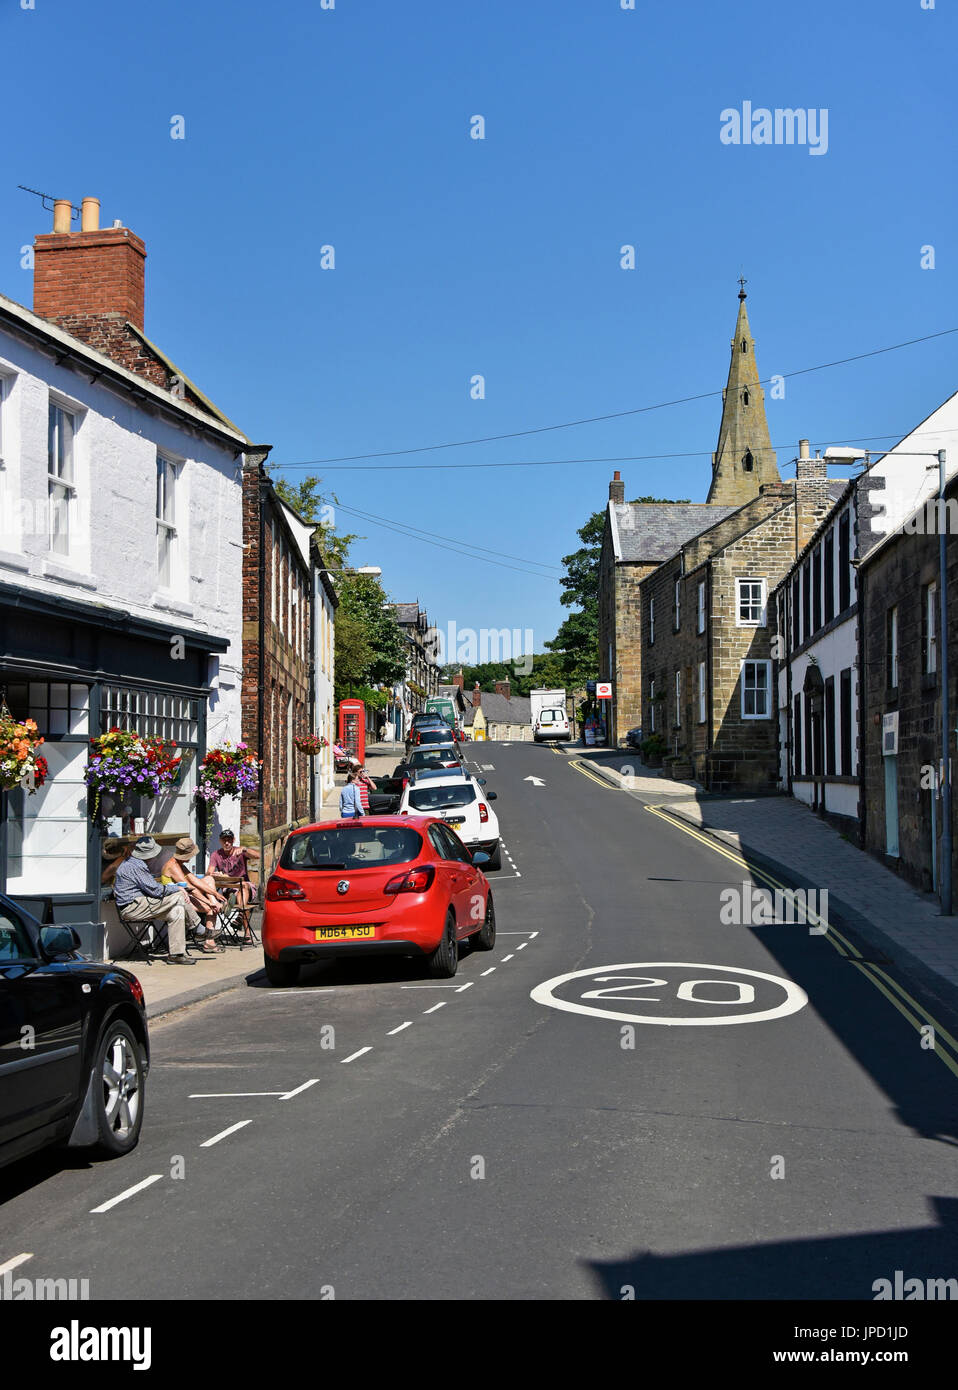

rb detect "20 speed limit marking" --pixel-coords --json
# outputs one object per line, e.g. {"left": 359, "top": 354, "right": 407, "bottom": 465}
{"left": 530, "top": 962, "right": 808, "bottom": 1026}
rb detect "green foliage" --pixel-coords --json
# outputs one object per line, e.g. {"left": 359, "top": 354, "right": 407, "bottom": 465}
{"left": 440, "top": 653, "right": 567, "bottom": 698}
{"left": 641, "top": 733, "right": 666, "bottom": 757}
{"left": 334, "top": 573, "right": 406, "bottom": 700}
{"left": 270, "top": 472, "right": 358, "bottom": 567}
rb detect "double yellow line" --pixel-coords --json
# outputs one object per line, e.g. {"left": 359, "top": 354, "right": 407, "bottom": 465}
{"left": 567, "top": 756, "right": 615, "bottom": 787}
{"left": 644, "top": 803, "right": 958, "bottom": 1081}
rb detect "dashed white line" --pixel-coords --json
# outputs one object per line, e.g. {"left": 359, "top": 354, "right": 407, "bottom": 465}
{"left": 200, "top": 1120, "right": 252, "bottom": 1148}
{"left": 0, "top": 1253, "right": 33, "bottom": 1277}
{"left": 480, "top": 967, "right": 496, "bottom": 976}
{"left": 423, "top": 1002, "right": 447, "bottom": 1014}
{"left": 387, "top": 1021, "right": 413, "bottom": 1035}
{"left": 501, "top": 953, "right": 514, "bottom": 962}
{"left": 456, "top": 981, "right": 475, "bottom": 993}
{"left": 401, "top": 983, "right": 461, "bottom": 989}
{"left": 91, "top": 1174, "right": 163, "bottom": 1214}
{"left": 528, "top": 932, "right": 539, "bottom": 939}
{"left": 280, "top": 1078, "right": 319, "bottom": 1101}
{"left": 341, "top": 1047, "right": 373, "bottom": 1064}
{"left": 517, "top": 943, "right": 528, "bottom": 950}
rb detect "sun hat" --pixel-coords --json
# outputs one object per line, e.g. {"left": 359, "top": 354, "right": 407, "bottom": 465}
{"left": 131, "top": 835, "right": 161, "bottom": 860}
{"left": 173, "top": 836, "right": 199, "bottom": 861}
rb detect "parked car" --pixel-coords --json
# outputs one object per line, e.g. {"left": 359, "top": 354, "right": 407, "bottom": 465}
{"left": 393, "top": 744, "right": 465, "bottom": 786}
{"left": 262, "top": 817, "right": 496, "bottom": 985}
{"left": 625, "top": 727, "right": 644, "bottom": 750}
{"left": 398, "top": 773, "right": 501, "bottom": 869}
{"left": 407, "top": 725, "right": 457, "bottom": 752}
{"left": 404, "top": 714, "right": 450, "bottom": 752}
{"left": 533, "top": 706, "right": 571, "bottom": 742}
{"left": 0, "top": 895, "right": 149, "bottom": 1170}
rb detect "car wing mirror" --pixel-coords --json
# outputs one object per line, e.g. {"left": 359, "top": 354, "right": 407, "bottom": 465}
{"left": 486, "top": 791, "right": 498, "bottom": 800}
{"left": 40, "top": 925, "right": 81, "bottom": 958}
{"left": 471, "top": 851, "right": 490, "bottom": 866}
{"left": 477, "top": 778, "right": 486, "bottom": 785}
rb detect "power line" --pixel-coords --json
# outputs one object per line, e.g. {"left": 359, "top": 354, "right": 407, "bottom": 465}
{"left": 327, "top": 497, "right": 558, "bottom": 580}
{"left": 328, "top": 501, "right": 561, "bottom": 571}
{"left": 274, "top": 325, "right": 958, "bottom": 467}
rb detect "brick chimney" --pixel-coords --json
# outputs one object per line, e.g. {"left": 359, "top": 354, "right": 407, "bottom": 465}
{"left": 33, "top": 195, "right": 147, "bottom": 348}
{"left": 796, "top": 438, "right": 831, "bottom": 543}
{"left": 609, "top": 471, "right": 625, "bottom": 504}
{"left": 473, "top": 681, "right": 481, "bottom": 709}
{"left": 494, "top": 678, "right": 511, "bottom": 699}
{"left": 452, "top": 669, "right": 464, "bottom": 690}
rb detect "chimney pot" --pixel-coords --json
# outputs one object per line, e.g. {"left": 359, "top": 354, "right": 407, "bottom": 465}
{"left": 80, "top": 197, "right": 100, "bottom": 232}
{"left": 609, "top": 473, "right": 625, "bottom": 504}
{"left": 53, "top": 199, "right": 72, "bottom": 234}
{"left": 799, "top": 438, "right": 810, "bottom": 459}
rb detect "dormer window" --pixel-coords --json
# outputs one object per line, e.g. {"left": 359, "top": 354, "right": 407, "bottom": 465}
{"left": 742, "top": 449, "right": 754, "bottom": 472}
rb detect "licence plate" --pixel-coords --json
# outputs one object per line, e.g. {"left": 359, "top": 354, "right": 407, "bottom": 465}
{"left": 314, "top": 926, "right": 376, "bottom": 942}
{"left": 444, "top": 816, "right": 465, "bottom": 825}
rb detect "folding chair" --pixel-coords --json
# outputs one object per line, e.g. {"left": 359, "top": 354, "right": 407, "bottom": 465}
{"left": 112, "top": 895, "right": 166, "bottom": 964}
{"left": 213, "top": 876, "right": 259, "bottom": 950}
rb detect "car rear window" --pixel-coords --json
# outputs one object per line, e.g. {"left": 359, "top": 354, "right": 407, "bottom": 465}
{"left": 418, "top": 729, "right": 454, "bottom": 743}
{"left": 540, "top": 708, "right": 564, "bottom": 723}
{"left": 281, "top": 826, "right": 423, "bottom": 870}
{"left": 410, "top": 748, "right": 458, "bottom": 766}
{"left": 408, "top": 785, "right": 477, "bottom": 811}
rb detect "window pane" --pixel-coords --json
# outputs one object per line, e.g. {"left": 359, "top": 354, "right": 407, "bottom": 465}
{"left": 50, "top": 683, "right": 68, "bottom": 708}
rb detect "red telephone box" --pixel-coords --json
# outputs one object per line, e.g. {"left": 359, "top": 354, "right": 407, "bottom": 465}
{"left": 338, "top": 699, "right": 366, "bottom": 765}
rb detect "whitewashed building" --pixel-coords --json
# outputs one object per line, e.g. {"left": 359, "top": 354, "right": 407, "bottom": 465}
{"left": 0, "top": 202, "right": 250, "bottom": 934}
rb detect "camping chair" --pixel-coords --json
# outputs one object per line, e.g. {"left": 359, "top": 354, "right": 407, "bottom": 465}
{"left": 108, "top": 889, "right": 167, "bottom": 965}
{"left": 213, "top": 875, "right": 259, "bottom": 949}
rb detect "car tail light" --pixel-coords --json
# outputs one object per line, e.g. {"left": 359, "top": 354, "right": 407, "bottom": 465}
{"left": 129, "top": 977, "right": 145, "bottom": 1007}
{"left": 384, "top": 865, "right": 436, "bottom": 894}
{"left": 478, "top": 803, "right": 489, "bottom": 823}
{"left": 266, "top": 876, "right": 307, "bottom": 901}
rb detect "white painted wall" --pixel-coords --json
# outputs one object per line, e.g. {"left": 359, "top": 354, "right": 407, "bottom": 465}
{"left": 0, "top": 314, "right": 247, "bottom": 831}
{"left": 865, "top": 388, "right": 958, "bottom": 542}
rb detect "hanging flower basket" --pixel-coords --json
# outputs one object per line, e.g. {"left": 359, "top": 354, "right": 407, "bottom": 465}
{"left": 294, "top": 734, "right": 328, "bottom": 757}
{"left": 0, "top": 704, "right": 48, "bottom": 794}
{"left": 84, "top": 728, "right": 181, "bottom": 819}
{"left": 195, "top": 741, "right": 261, "bottom": 835}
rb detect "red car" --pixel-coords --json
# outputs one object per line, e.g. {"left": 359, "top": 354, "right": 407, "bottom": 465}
{"left": 262, "top": 816, "right": 496, "bottom": 987}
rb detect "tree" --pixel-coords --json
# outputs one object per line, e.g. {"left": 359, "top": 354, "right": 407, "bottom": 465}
{"left": 334, "top": 573, "right": 406, "bottom": 702}
{"left": 270, "top": 472, "right": 358, "bottom": 567}
{"left": 439, "top": 653, "right": 568, "bottom": 698}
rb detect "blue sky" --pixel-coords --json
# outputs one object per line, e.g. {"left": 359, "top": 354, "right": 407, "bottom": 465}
{"left": 2, "top": 0, "right": 956, "bottom": 661}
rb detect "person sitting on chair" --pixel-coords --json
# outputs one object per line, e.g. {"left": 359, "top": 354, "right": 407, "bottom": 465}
{"left": 113, "top": 836, "right": 196, "bottom": 965}
{"left": 153, "top": 838, "right": 227, "bottom": 952}
{"left": 209, "top": 829, "right": 258, "bottom": 942}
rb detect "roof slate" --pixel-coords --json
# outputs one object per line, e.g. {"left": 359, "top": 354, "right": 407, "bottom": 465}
{"left": 614, "top": 503, "right": 739, "bottom": 562}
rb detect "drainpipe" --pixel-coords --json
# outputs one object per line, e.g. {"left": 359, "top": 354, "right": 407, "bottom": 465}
{"left": 937, "top": 450, "right": 952, "bottom": 913}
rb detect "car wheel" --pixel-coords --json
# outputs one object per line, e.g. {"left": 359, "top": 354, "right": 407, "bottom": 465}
{"left": 472, "top": 895, "right": 496, "bottom": 951}
{"left": 264, "top": 952, "right": 301, "bottom": 987}
{"left": 485, "top": 841, "right": 502, "bottom": 870}
{"left": 427, "top": 912, "right": 459, "bottom": 978}
{"left": 90, "top": 1020, "right": 145, "bottom": 1158}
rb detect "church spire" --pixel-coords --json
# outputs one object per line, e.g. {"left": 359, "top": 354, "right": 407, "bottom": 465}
{"left": 706, "top": 282, "right": 779, "bottom": 505}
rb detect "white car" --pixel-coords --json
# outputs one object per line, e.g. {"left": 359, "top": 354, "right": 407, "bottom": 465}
{"left": 533, "top": 706, "right": 571, "bottom": 741}
{"left": 398, "top": 773, "right": 501, "bottom": 869}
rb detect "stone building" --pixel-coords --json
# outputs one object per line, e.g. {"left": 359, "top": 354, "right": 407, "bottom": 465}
{"left": 599, "top": 284, "right": 788, "bottom": 760}
{"left": 463, "top": 680, "right": 533, "bottom": 741}
{"left": 390, "top": 602, "right": 440, "bottom": 735}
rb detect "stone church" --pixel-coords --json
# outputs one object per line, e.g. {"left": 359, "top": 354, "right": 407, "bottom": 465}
{"left": 598, "top": 285, "right": 838, "bottom": 789}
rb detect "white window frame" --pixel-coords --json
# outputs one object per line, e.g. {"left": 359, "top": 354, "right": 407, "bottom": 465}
{"left": 649, "top": 596, "right": 655, "bottom": 645}
{"left": 649, "top": 678, "right": 655, "bottom": 733}
{"left": 741, "top": 659, "right": 772, "bottom": 720}
{"left": 697, "top": 579, "right": 706, "bottom": 634}
{"left": 155, "top": 453, "right": 177, "bottom": 590}
{"left": 698, "top": 660, "right": 707, "bottom": 724}
{"left": 674, "top": 579, "right": 681, "bottom": 629}
{"left": 927, "top": 583, "right": 938, "bottom": 674}
{"left": 0, "top": 370, "right": 8, "bottom": 467}
{"left": 674, "top": 669, "right": 681, "bottom": 727}
{"left": 736, "top": 576, "right": 767, "bottom": 627}
{"left": 47, "top": 398, "right": 77, "bottom": 558}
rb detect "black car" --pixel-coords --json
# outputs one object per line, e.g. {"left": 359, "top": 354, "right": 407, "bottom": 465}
{"left": 625, "top": 727, "right": 644, "bottom": 749}
{"left": 404, "top": 716, "right": 451, "bottom": 753}
{"left": 0, "top": 895, "right": 150, "bottom": 1170}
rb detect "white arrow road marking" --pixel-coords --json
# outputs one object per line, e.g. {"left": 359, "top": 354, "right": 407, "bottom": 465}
{"left": 0, "top": 1253, "right": 33, "bottom": 1277}
{"left": 523, "top": 776, "right": 546, "bottom": 786}
{"left": 201, "top": 1120, "right": 252, "bottom": 1148}
{"left": 91, "top": 1174, "right": 163, "bottom": 1214}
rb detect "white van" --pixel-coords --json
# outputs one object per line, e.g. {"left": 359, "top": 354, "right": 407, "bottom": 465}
{"left": 533, "top": 707, "right": 571, "bottom": 742}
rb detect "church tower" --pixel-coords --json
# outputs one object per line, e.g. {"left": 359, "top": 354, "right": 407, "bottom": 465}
{"left": 706, "top": 281, "right": 779, "bottom": 505}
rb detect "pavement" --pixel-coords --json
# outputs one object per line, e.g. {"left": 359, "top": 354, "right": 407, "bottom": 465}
{"left": 576, "top": 743, "right": 958, "bottom": 1019}
{"left": 3, "top": 738, "right": 956, "bottom": 1303}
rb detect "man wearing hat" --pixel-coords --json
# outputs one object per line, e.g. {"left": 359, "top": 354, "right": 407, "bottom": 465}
{"left": 154, "top": 837, "right": 227, "bottom": 951}
{"left": 113, "top": 835, "right": 195, "bottom": 965}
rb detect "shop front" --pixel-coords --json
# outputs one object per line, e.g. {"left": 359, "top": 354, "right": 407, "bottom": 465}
{"left": 0, "top": 582, "right": 230, "bottom": 930}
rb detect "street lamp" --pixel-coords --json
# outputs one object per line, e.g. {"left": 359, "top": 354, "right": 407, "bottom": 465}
{"left": 825, "top": 445, "right": 952, "bottom": 914}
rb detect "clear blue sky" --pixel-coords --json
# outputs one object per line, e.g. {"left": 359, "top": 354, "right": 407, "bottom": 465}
{"left": 2, "top": 0, "right": 956, "bottom": 662}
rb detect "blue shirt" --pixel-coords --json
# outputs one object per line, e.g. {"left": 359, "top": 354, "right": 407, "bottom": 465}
{"left": 339, "top": 783, "right": 364, "bottom": 817}
{"left": 114, "top": 856, "right": 184, "bottom": 909}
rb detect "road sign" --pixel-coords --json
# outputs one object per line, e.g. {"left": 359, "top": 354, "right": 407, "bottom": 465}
{"left": 530, "top": 962, "right": 808, "bottom": 1026}
{"left": 596, "top": 682, "right": 612, "bottom": 699}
